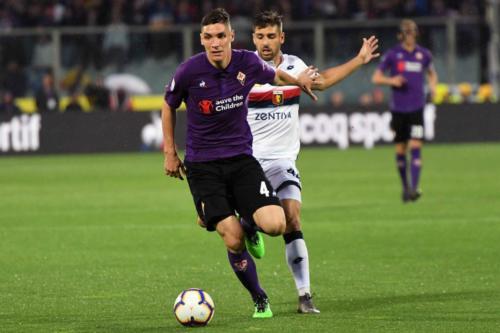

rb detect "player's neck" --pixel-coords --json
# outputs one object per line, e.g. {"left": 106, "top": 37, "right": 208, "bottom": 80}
{"left": 274, "top": 51, "right": 283, "bottom": 68}
{"left": 271, "top": 52, "right": 283, "bottom": 68}
{"left": 401, "top": 42, "right": 416, "bottom": 52}
{"left": 208, "top": 50, "right": 232, "bottom": 70}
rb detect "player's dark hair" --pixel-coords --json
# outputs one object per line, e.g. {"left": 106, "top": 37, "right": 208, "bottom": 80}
{"left": 201, "top": 8, "right": 231, "bottom": 27}
{"left": 253, "top": 10, "right": 283, "bottom": 32}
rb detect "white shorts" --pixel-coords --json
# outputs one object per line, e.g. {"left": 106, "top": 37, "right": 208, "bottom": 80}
{"left": 258, "top": 159, "right": 302, "bottom": 202}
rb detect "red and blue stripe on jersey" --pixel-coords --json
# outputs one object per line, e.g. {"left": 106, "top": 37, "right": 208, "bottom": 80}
{"left": 248, "top": 86, "right": 301, "bottom": 108}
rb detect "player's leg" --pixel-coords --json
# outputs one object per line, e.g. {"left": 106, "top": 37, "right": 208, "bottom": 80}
{"left": 408, "top": 139, "right": 422, "bottom": 199}
{"left": 240, "top": 202, "right": 284, "bottom": 259}
{"left": 391, "top": 112, "right": 411, "bottom": 202}
{"left": 240, "top": 216, "right": 266, "bottom": 259}
{"left": 281, "top": 197, "right": 320, "bottom": 314}
{"left": 231, "top": 155, "right": 285, "bottom": 238}
{"left": 263, "top": 159, "right": 319, "bottom": 313}
{"left": 239, "top": 159, "right": 284, "bottom": 259}
{"left": 408, "top": 109, "right": 425, "bottom": 201}
{"left": 185, "top": 159, "right": 271, "bottom": 318}
{"left": 215, "top": 216, "right": 271, "bottom": 318}
{"left": 252, "top": 205, "right": 286, "bottom": 236}
{"left": 395, "top": 142, "right": 410, "bottom": 201}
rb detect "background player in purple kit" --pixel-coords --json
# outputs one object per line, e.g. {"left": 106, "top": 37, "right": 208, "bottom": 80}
{"left": 162, "top": 8, "right": 317, "bottom": 318}
{"left": 372, "top": 19, "right": 438, "bottom": 202}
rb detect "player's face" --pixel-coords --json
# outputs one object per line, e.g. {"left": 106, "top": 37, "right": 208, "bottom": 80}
{"left": 253, "top": 25, "right": 284, "bottom": 62}
{"left": 400, "top": 22, "right": 418, "bottom": 45}
{"left": 200, "top": 23, "right": 234, "bottom": 65}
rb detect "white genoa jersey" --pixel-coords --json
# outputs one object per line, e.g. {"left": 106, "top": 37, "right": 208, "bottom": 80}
{"left": 248, "top": 53, "right": 308, "bottom": 160}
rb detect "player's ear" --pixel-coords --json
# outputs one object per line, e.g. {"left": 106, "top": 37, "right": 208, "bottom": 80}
{"left": 280, "top": 31, "right": 285, "bottom": 45}
{"left": 231, "top": 30, "right": 235, "bottom": 42}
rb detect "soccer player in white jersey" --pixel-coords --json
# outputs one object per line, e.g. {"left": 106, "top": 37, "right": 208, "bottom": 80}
{"left": 246, "top": 10, "right": 380, "bottom": 314}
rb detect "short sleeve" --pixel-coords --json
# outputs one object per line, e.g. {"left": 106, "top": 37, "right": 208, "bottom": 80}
{"left": 287, "top": 56, "right": 308, "bottom": 79}
{"left": 250, "top": 53, "right": 276, "bottom": 85}
{"left": 293, "top": 57, "right": 308, "bottom": 73}
{"left": 164, "top": 64, "right": 188, "bottom": 109}
{"left": 377, "top": 51, "right": 392, "bottom": 72}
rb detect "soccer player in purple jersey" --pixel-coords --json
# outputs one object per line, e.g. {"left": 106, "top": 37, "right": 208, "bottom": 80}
{"left": 372, "top": 19, "right": 438, "bottom": 202}
{"left": 162, "top": 8, "right": 317, "bottom": 319}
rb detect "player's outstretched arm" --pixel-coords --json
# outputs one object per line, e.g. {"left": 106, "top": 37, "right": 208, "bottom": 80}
{"left": 161, "top": 101, "right": 186, "bottom": 180}
{"left": 274, "top": 67, "right": 318, "bottom": 101}
{"left": 313, "top": 36, "right": 380, "bottom": 91}
{"left": 372, "top": 69, "right": 406, "bottom": 88}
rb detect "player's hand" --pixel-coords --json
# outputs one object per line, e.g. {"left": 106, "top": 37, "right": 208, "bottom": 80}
{"left": 358, "top": 36, "right": 380, "bottom": 64}
{"left": 391, "top": 75, "right": 406, "bottom": 88}
{"left": 297, "top": 66, "right": 318, "bottom": 101}
{"left": 164, "top": 152, "right": 186, "bottom": 180}
{"left": 197, "top": 216, "right": 207, "bottom": 228}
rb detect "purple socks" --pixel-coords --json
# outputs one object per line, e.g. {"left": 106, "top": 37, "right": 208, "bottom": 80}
{"left": 396, "top": 154, "right": 409, "bottom": 192}
{"left": 410, "top": 148, "right": 422, "bottom": 191}
{"left": 227, "top": 250, "right": 265, "bottom": 301}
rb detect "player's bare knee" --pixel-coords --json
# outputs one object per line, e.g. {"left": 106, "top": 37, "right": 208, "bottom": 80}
{"left": 267, "top": 222, "right": 284, "bottom": 236}
{"left": 224, "top": 235, "right": 245, "bottom": 252}
{"left": 262, "top": 214, "right": 286, "bottom": 236}
{"left": 216, "top": 216, "right": 244, "bottom": 252}
{"left": 253, "top": 205, "right": 285, "bottom": 236}
{"left": 222, "top": 228, "right": 245, "bottom": 252}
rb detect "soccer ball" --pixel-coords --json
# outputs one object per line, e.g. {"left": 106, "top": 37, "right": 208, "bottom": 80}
{"left": 173, "top": 288, "right": 215, "bottom": 327}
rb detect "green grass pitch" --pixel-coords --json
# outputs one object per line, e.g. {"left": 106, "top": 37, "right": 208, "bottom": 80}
{"left": 1, "top": 144, "right": 499, "bottom": 332}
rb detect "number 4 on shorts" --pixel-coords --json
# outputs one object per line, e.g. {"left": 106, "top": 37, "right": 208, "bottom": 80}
{"left": 260, "top": 181, "right": 270, "bottom": 197}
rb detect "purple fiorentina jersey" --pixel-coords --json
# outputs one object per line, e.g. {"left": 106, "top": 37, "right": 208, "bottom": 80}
{"left": 378, "top": 44, "right": 433, "bottom": 112}
{"left": 165, "top": 49, "right": 276, "bottom": 162}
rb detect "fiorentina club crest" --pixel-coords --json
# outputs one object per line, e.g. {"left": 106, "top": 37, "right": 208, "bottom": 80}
{"left": 415, "top": 52, "right": 423, "bottom": 60}
{"left": 272, "top": 90, "right": 284, "bottom": 106}
{"left": 237, "top": 71, "right": 246, "bottom": 85}
{"left": 233, "top": 259, "right": 248, "bottom": 271}
{"left": 198, "top": 99, "right": 214, "bottom": 114}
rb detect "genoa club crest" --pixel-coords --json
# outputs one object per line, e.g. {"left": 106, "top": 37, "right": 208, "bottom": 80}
{"left": 272, "top": 90, "right": 284, "bottom": 106}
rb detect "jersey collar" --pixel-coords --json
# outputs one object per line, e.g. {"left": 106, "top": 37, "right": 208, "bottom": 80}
{"left": 254, "top": 50, "right": 283, "bottom": 68}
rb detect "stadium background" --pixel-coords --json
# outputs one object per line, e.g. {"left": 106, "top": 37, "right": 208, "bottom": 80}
{"left": 1, "top": 0, "right": 499, "bottom": 154}
{"left": 1, "top": 1, "right": 499, "bottom": 332}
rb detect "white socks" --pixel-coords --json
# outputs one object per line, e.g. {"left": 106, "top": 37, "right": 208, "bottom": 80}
{"left": 285, "top": 238, "right": 310, "bottom": 296}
